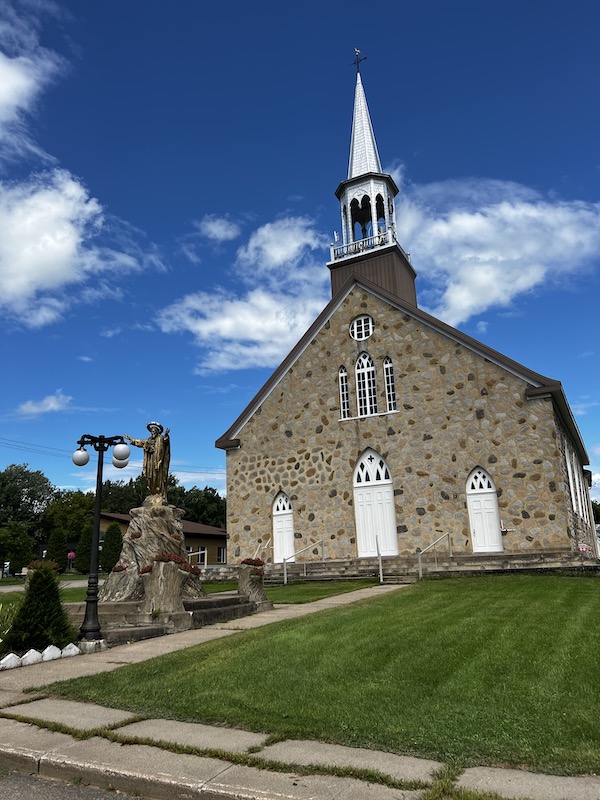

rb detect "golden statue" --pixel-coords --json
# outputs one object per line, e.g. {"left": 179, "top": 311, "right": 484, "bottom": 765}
{"left": 125, "top": 422, "right": 170, "bottom": 499}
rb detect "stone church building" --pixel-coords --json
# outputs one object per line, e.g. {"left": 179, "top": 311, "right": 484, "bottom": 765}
{"left": 216, "top": 70, "right": 596, "bottom": 568}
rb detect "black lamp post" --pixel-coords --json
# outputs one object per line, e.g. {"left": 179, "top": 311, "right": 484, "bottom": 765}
{"left": 72, "top": 434, "right": 130, "bottom": 642}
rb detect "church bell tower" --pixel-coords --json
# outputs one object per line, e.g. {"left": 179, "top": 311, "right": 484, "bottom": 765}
{"left": 327, "top": 58, "right": 417, "bottom": 307}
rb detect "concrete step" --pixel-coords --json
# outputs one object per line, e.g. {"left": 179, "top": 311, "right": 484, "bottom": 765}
{"left": 103, "top": 624, "right": 170, "bottom": 646}
{"left": 190, "top": 601, "right": 255, "bottom": 627}
{"left": 65, "top": 592, "right": 258, "bottom": 646}
{"left": 262, "top": 550, "right": 597, "bottom": 582}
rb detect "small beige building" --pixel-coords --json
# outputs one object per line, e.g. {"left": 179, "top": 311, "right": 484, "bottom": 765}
{"left": 216, "top": 70, "right": 595, "bottom": 567}
{"left": 100, "top": 513, "right": 227, "bottom": 566}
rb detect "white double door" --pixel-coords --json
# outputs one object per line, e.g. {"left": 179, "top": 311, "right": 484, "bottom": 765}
{"left": 353, "top": 450, "right": 398, "bottom": 558}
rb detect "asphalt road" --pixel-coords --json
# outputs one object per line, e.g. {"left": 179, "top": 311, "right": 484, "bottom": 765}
{"left": 1, "top": 770, "right": 144, "bottom": 799}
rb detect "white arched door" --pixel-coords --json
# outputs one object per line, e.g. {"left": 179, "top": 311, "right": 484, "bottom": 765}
{"left": 273, "top": 492, "right": 295, "bottom": 563}
{"left": 353, "top": 450, "right": 398, "bottom": 558}
{"left": 466, "top": 468, "right": 503, "bottom": 553}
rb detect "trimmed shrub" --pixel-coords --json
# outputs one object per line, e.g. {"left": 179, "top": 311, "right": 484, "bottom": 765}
{"left": 2, "top": 563, "right": 75, "bottom": 654}
{"left": 73, "top": 523, "right": 93, "bottom": 574}
{"left": 100, "top": 522, "right": 123, "bottom": 573}
{"left": 46, "top": 527, "right": 68, "bottom": 572}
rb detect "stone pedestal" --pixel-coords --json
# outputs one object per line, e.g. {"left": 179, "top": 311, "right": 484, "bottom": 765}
{"left": 100, "top": 497, "right": 205, "bottom": 607}
{"left": 141, "top": 561, "right": 188, "bottom": 614}
{"left": 238, "top": 565, "right": 269, "bottom": 604}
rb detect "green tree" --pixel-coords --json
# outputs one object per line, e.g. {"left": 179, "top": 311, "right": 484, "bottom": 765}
{"left": 182, "top": 486, "right": 226, "bottom": 527}
{"left": 46, "top": 527, "right": 68, "bottom": 572}
{"left": 100, "top": 522, "right": 123, "bottom": 573}
{"left": 0, "top": 522, "right": 34, "bottom": 575}
{"left": 101, "top": 475, "right": 148, "bottom": 512}
{"left": 592, "top": 499, "right": 600, "bottom": 525}
{"left": 42, "top": 490, "right": 94, "bottom": 548}
{"left": 2, "top": 563, "right": 75, "bottom": 654}
{"left": 166, "top": 473, "right": 186, "bottom": 508}
{"left": 73, "top": 523, "right": 93, "bottom": 574}
{"left": 0, "top": 464, "right": 55, "bottom": 545}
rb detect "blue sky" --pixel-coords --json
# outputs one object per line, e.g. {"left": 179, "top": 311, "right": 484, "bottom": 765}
{"left": 1, "top": 0, "right": 599, "bottom": 500}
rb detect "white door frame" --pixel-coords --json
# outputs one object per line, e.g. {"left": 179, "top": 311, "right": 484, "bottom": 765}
{"left": 353, "top": 449, "right": 398, "bottom": 558}
{"left": 466, "top": 468, "right": 503, "bottom": 553}
{"left": 272, "top": 491, "right": 295, "bottom": 563}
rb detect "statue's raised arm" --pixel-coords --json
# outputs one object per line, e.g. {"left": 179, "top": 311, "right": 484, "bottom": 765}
{"left": 127, "top": 422, "right": 171, "bottom": 500}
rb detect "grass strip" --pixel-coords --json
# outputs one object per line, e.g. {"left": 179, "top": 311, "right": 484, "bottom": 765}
{"left": 265, "top": 578, "right": 378, "bottom": 603}
{"left": 102, "top": 729, "right": 428, "bottom": 791}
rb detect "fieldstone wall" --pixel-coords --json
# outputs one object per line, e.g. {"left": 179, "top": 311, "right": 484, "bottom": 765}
{"left": 226, "top": 288, "right": 594, "bottom": 562}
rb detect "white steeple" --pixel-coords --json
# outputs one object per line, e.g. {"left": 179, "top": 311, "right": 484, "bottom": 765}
{"left": 327, "top": 58, "right": 417, "bottom": 307}
{"left": 330, "top": 67, "right": 400, "bottom": 258}
{"left": 348, "top": 73, "right": 382, "bottom": 178}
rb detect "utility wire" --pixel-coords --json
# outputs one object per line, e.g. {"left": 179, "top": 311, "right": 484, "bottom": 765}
{"left": 0, "top": 436, "right": 225, "bottom": 477}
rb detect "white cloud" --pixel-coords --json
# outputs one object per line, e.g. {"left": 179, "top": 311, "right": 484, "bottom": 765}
{"left": 0, "top": 2, "right": 64, "bottom": 161}
{"left": 157, "top": 216, "right": 329, "bottom": 373}
{"left": 179, "top": 240, "right": 202, "bottom": 264}
{"left": 571, "top": 400, "right": 600, "bottom": 417}
{"left": 158, "top": 286, "right": 327, "bottom": 373}
{"left": 17, "top": 388, "right": 72, "bottom": 416}
{"left": 590, "top": 473, "right": 600, "bottom": 503}
{"left": 195, "top": 214, "right": 241, "bottom": 242}
{"left": 0, "top": 5, "right": 163, "bottom": 327}
{"left": 78, "top": 355, "right": 93, "bottom": 362}
{"left": 236, "top": 216, "right": 328, "bottom": 281}
{"left": 171, "top": 468, "right": 226, "bottom": 491}
{"left": 396, "top": 178, "right": 600, "bottom": 327}
{"left": 0, "top": 169, "right": 151, "bottom": 325}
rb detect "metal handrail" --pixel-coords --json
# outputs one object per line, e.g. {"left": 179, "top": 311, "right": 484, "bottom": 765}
{"left": 416, "top": 530, "right": 452, "bottom": 580}
{"left": 253, "top": 538, "right": 271, "bottom": 560}
{"left": 375, "top": 535, "right": 384, "bottom": 584}
{"left": 187, "top": 549, "right": 208, "bottom": 568}
{"left": 282, "top": 539, "right": 325, "bottom": 585}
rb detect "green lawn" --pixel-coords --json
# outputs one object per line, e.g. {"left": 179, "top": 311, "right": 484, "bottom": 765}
{"left": 1, "top": 578, "right": 379, "bottom": 607}
{"left": 43, "top": 574, "right": 600, "bottom": 775}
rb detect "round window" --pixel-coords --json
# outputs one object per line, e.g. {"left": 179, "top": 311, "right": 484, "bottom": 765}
{"left": 349, "top": 315, "right": 374, "bottom": 341}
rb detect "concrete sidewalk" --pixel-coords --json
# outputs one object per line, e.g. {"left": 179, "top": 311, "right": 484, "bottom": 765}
{"left": 1, "top": 584, "right": 599, "bottom": 800}
{"left": 0, "top": 578, "right": 102, "bottom": 594}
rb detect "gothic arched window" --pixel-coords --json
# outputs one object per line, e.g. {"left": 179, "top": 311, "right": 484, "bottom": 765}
{"left": 339, "top": 366, "right": 350, "bottom": 419}
{"left": 356, "top": 352, "right": 378, "bottom": 417}
{"left": 384, "top": 357, "right": 396, "bottom": 412}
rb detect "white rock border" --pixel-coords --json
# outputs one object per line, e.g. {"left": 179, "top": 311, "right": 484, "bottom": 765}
{"left": 0, "top": 642, "right": 82, "bottom": 670}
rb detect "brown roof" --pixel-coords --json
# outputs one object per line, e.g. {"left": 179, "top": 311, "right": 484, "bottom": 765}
{"left": 215, "top": 273, "right": 589, "bottom": 464}
{"left": 100, "top": 512, "right": 226, "bottom": 537}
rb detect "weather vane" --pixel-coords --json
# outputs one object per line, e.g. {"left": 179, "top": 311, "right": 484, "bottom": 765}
{"left": 352, "top": 48, "right": 367, "bottom": 73}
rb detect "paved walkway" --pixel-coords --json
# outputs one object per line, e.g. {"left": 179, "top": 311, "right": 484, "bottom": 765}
{"left": 0, "top": 578, "right": 101, "bottom": 594}
{"left": 1, "top": 585, "right": 599, "bottom": 800}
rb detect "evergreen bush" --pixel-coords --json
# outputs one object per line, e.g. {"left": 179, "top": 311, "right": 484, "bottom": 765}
{"left": 100, "top": 522, "right": 123, "bottom": 573}
{"left": 2, "top": 563, "right": 75, "bottom": 654}
{"left": 73, "top": 523, "right": 93, "bottom": 573}
{"left": 46, "top": 527, "right": 68, "bottom": 572}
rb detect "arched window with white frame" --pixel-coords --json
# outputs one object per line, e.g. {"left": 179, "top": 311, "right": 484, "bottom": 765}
{"left": 356, "top": 352, "right": 378, "bottom": 417}
{"left": 338, "top": 366, "right": 350, "bottom": 419}
{"left": 384, "top": 357, "right": 396, "bottom": 412}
